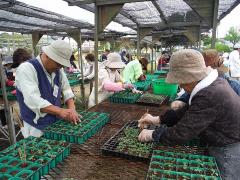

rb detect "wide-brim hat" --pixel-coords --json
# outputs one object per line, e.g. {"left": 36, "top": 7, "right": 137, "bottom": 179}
{"left": 166, "top": 49, "right": 212, "bottom": 84}
{"left": 105, "top": 52, "right": 126, "bottom": 69}
{"left": 42, "top": 40, "right": 72, "bottom": 67}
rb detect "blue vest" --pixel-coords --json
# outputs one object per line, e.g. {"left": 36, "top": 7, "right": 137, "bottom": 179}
{"left": 16, "top": 59, "right": 61, "bottom": 130}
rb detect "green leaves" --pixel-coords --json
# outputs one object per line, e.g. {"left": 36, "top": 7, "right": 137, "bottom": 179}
{"left": 116, "top": 127, "right": 152, "bottom": 158}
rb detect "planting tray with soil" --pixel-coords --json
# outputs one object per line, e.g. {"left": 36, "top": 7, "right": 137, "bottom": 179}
{"left": 133, "top": 81, "right": 152, "bottom": 91}
{"left": 44, "top": 111, "right": 110, "bottom": 144}
{"left": 0, "top": 136, "right": 71, "bottom": 180}
{"left": 147, "top": 150, "right": 222, "bottom": 180}
{"left": 101, "top": 121, "right": 153, "bottom": 162}
{"left": 109, "top": 90, "right": 142, "bottom": 104}
{"left": 136, "top": 93, "right": 168, "bottom": 106}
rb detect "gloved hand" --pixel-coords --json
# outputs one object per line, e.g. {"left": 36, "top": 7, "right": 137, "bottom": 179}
{"left": 138, "top": 129, "right": 154, "bottom": 142}
{"left": 132, "top": 88, "right": 143, "bottom": 94}
{"left": 123, "top": 83, "right": 134, "bottom": 89}
{"left": 11, "top": 90, "right": 16, "bottom": 95}
{"left": 6, "top": 79, "right": 15, "bottom": 86}
{"left": 170, "top": 100, "right": 187, "bottom": 110}
{"left": 138, "top": 113, "right": 160, "bottom": 129}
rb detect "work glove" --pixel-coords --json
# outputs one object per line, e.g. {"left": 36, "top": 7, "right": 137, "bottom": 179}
{"left": 170, "top": 100, "right": 187, "bottom": 110}
{"left": 138, "top": 113, "right": 160, "bottom": 129}
{"left": 138, "top": 129, "right": 154, "bottom": 142}
{"left": 132, "top": 88, "right": 143, "bottom": 94}
{"left": 11, "top": 90, "right": 16, "bottom": 95}
{"left": 123, "top": 83, "right": 134, "bottom": 89}
{"left": 6, "top": 79, "right": 15, "bottom": 86}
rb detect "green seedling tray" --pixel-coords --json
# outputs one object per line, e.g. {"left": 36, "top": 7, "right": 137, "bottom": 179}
{"left": 154, "top": 70, "right": 168, "bottom": 75}
{"left": 0, "top": 137, "right": 71, "bottom": 180}
{"left": 146, "top": 150, "right": 222, "bottom": 180}
{"left": 44, "top": 111, "right": 110, "bottom": 144}
{"left": 109, "top": 90, "right": 142, "bottom": 104}
{"left": 146, "top": 74, "right": 159, "bottom": 81}
{"left": 133, "top": 81, "right": 152, "bottom": 91}
{"left": 0, "top": 86, "right": 15, "bottom": 93}
{"left": 69, "top": 79, "right": 80, "bottom": 86}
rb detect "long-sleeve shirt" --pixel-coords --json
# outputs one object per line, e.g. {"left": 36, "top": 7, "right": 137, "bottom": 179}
{"left": 153, "top": 78, "right": 240, "bottom": 147}
{"left": 122, "top": 60, "right": 143, "bottom": 83}
{"left": 229, "top": 50, "right": 240, "bottom": 77}
{"left": 15, "top": 56, "right": 74, "bottom": 123}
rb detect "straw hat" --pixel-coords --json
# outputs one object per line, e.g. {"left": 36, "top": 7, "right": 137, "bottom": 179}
{"left": 105, "top": 52, "right": 126, "bottom": 69}
{"left": 166, "top": 49, "right": 212, "bottom": 84}
{"left": 42, "top": 40, "right": 72, "bottom": 67}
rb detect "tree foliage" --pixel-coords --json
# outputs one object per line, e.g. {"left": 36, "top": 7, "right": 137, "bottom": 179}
{"left": 215, "top": 42, "right": 231, "bottom": 52}
{"left": 224, "top": 27, "right": 240, "bottom": 48}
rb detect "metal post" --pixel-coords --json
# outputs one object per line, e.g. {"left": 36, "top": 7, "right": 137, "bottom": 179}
{"left": 78, "top": 32, "right": 86, "bottom": 108}
{"left": 0, "top": 54, "right": 16, "bottom": 144}
{"left": 94, "top": 5, "right": 99, "bottom": 105}
{"left": 211, "top": 0, "right": 219, "bottom": 48}
{"left": 137, "top": 25, "right": 140, "bottom": 60}
{"left": 151, "top": 43, "right": 154, "bottom": 74}
{"left": 198, "top": 25, "right": 202, "bottom": 50}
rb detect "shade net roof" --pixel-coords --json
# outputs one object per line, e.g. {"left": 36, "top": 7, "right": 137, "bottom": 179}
{"left": 0, "top": 0, "right": 93, "bottom": 34}
{"left": 65, "top": 0, "right": 239, "bottom": 32}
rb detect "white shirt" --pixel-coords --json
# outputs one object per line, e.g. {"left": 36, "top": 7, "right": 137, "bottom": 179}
{"left": 229, "top": 50, "right": 240, "bottom": 77}
{"left": 16, "top": 56, "right": 74, "bottom": 124}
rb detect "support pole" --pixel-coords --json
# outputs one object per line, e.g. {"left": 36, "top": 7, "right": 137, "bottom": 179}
{"left": 78, "top": 32, "right": 86, "bottom": 108}
{"left": 198, "top": 25, "right": 201, "bottom": 50}
{"left": 94, "top": 5, "right": 99, "bottom": 105}
{"left": 32, "top": 32, "right": 43, "bottom": 57}
{"left": 211, "top": 0, "right": 219, "bottom": 48}
{"left": 0, "top": 54, "right": 16, "bottom": 144}
{"left": 151, "top": 43, "right": 154, "bottom": 73}
{"left": 137, "top": 25, "right": 140, "bottom": 60}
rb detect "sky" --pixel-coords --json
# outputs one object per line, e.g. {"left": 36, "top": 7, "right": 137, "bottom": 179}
{"left": 18, "top": 0, "right": 240, "bottom": 38}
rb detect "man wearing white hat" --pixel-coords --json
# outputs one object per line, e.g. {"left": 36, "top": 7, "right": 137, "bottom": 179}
{"left": 229, "top": 44, "right": 240, "bottom": 80}
{"left": 16, "top": 40, "right": 81, "bottom": 138}
{"left": 138, "top": 49, "right": 240, "bottom": 179}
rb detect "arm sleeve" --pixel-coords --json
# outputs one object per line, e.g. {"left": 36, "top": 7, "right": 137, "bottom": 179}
{"left": 160, "top": 106, "right": 188, "bottom": 127}
{"left": 153, "top": 95, "right": 216, "bottom": 145}
{"left": 60, "top": 69, "right": 74, "bottom": 102}
{"left": 133, "top": 62, "right": 143, "bottom": 80}
{"left": 103, "top": 80, "right": 124, "bottom": 92}
{"left": 15, "top": 63, "right": 51, "bottom": 120}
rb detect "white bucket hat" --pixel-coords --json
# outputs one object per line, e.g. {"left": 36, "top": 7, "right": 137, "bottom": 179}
{"left": 42, "top": 40, "right": 72, "bottom": 67}
{"left": 105, "top": 52, "right": 126, "bottom": 69}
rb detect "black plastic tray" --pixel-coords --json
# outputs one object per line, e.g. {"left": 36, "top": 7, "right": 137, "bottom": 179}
{"left": 101, "top": 121, "right": 153, "bottom": 162}
{"left": 136, "top": 94, "right": 169, "bottom": 107}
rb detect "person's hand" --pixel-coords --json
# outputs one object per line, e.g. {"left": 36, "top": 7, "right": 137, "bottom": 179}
{"left": 132, "top": 88, "right": 143, "bottom": 94}
{"left": 6, "top": 79, "right": 15, "bottom": 86}
{"left": 138, "top": 74, "right": 146, "bottom": 81}
{"left": 123, "top": 83, "right": 134, "bottom": 89}
{"left": 58, "top": 108, "right": 81, "bottom": 125}
{"left": 170, "top": 100, "right": 187, "bottom": 110}
{"left": 138, "top": 129, "right": 154, "bottom": 142}
{"left": 138, "top": 113, "right": 160, "bottom": 129}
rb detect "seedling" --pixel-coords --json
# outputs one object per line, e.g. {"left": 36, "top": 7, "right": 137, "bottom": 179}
{"left": 18, "top": 142, "right": 27, "bottom": 166}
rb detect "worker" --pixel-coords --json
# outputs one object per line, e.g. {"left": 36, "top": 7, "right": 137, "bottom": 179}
{"left": 229, "top": 44, "right": 240, "bottom": 80}
{"left": 15, "top": 40, "right": 81, "bottom": 138}
{"left": 83, "top": 53, "right": 96, "bottom": 80}
{"left": 88, "top": 52, "right": 141, "bottom": 108}
{"left": 122, "top": 58, "right": 146, "bottom": 84}
{"left": 138, "top": 49, "right": 240, "bottom": 179}
{"left": 171, "top": 49, "right": 240, "bottom": 110}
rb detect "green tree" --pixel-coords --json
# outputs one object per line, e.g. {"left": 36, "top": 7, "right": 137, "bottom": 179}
{"left": 215, "top": 42, "right": 231, "bottom": 52}
{"left": 224, "top": 27, "right": 240, "bottom": 48}
{"left": 201, "top": 34, "right": 212, "bottom": 47}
